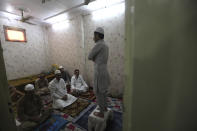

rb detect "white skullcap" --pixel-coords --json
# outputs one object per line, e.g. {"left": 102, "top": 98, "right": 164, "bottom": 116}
{"left": 25, "top": 84, "right": 34, "bottom": 91}
{"left": 55, "top": 70, "right": 61, "bottom": 74}
{"left": 95, "top": 27, "right": 104, "bottom": 35}
{"left": 59, "top": 66, "right": 64, "bottom": 69}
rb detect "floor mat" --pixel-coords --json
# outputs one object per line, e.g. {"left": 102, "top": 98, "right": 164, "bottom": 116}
{"left": 70, "top": 90, "right": 96, "bottom": 102}
{"left": 93, "top": 97, "right": 123, "bottom": 113}
{"left": 60, "top": 98, "right": 90, "bottom": 118}
{"left": 76, "top": 104, "right": 122, "bottom": 131}
{"left": 61, "top": 122, "right": 87, "bottom": 131}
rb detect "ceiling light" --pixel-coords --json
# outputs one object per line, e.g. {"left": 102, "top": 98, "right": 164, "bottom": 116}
{"left": 52, "top": 20, "right": 69, "bottom": 30}
{"left": 45, "top": 13, "right": 68, "bottom": 24}
{"left": 92, "top": 2, "right": 125, "bottom": 21}
{"left": 6, "top": 5, "right": 13, "bottom": 12}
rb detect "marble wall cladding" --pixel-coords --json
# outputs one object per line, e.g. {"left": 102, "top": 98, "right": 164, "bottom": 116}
{"left": 47, "top": 10, "right": 125, "bottom": 97}
{"left": 0, "top": 18, "right": 50, "bottom": 80}
{"left": 47, "top": 16, "right": 86, "bottom": 79}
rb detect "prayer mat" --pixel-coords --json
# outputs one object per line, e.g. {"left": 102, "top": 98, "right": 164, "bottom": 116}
{"left": 41, "top": 94, "right": 52, "bottom": 105}
{"left": 61, "top": 122, "right": 87, "bottom": 131}
{"left": 61, "top": 98, "right": 90, "bottom": 118}
{"left": 93, "top": 97, "right": 123, "bottom": 113}
{"left": 71, "top": 90, "right": 96, "bottom": 102}
{"left": 35, "top": 114, "right": 68, "bottom": 131}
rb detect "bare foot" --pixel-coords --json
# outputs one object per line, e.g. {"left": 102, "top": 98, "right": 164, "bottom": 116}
{"left": 94, "top": 111, "right": 104, "bottom": 118}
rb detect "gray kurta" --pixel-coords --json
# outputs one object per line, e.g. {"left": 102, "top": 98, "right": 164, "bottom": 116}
{"left": 88, "top": 39, "right": 110, "bottom": 94}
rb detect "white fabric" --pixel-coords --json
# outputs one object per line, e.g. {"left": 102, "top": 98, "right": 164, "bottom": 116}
{"left": 49, "top": 78, "right": 77, "bottom": 109}
{"left": 88, "top": 39, "right": 110, "bottom": 94}
{"left": 24, "top": 84, "right": 34, "bottom": 91}
{"left": 95, "top": 27, "right": 104, "bottom": 35}
{"left": 88, "top": 106, "right": 113, "bottom": 131}
{"left": 55, "top": 70, "right": 61, "bottom": 74}
{"left": 59, "top": 66, "right": 63, "bottom": 69}
{"left": 71, "top": 75, "right": 88, "bottom": 92}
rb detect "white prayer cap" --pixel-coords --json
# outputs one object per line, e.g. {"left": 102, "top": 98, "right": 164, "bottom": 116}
{"left": 95, "top": 27, "right": 104, "bottom": 35}
{"left": 59, "top": 66, "right": 64, "bottom": 69}
{"left": 55, "top": 70, "right": 61, "bottom": 74}
{"left": 25, "top": 84, "right": 34, "bottom": 91}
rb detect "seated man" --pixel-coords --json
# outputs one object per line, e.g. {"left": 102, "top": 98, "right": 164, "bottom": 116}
{"left": 71, "top": 69, "right": 88, "bottom": 94}
{"left": 48, "top": 70, "right": 77, "bottom": 109}
{"left": 35, "top": 73, "right": 49, "bottom": 95}
{"left": 17, "top": 84, "right": 51, "bottom": 131}
{"left": 59, "top": 66, "right": 71, "bottom": 84}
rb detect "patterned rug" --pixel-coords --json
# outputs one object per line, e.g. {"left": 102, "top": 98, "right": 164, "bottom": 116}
{"left": 61, "top": 122, "right": 87, "bottom": 131}
{"left": 93, "top": 97, "right": 123, "bottom": 113}
{"left": 60, "top": 98, "right": 90, "bottom": 118}
{"left": 70, "top": 90, "right": 96, "bottom": 102}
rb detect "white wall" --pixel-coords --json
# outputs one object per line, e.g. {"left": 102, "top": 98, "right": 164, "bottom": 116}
{"left": 0, "top": 17, "right": 50, "bottom": 80}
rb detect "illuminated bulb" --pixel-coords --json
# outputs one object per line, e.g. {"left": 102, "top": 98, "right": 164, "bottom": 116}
{"left": 52, "top": 21, "right": 69, "bottom": 30}
{"left": 92, "top": 3, "right": 125, "bottom": 21}
{"left": 46, "top": 14, "right": 68, "bottom": 24}
{"left": 6, "top": 5, "right": 13, "bottom": 12}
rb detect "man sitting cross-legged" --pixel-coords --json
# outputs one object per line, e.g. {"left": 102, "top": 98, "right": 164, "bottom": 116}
{"left": 17, "top": 84, "right": 52, "bottom": 131}
{"left": 71, "top": 69, "right": 88, "bottom": 95}
{"left": 48, "top": 70, "right": 77, "bottom": 110}
{"left": 35, "top": 73, "right": 49, "bottom": 95}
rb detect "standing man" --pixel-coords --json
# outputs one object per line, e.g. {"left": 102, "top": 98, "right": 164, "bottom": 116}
{"left": 88, "top": 27, "right": 110, "bottom": 118}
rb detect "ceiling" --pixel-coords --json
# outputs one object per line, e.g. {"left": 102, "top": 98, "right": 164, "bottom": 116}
{"left": 0, "top": 0, "right": 88, "bottom": 23}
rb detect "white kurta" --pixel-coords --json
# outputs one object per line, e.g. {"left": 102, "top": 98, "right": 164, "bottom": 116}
{"left": 71, "top": 75, "right": 88, "bottom": 92}
{"left": 88, "top": 39, "right": 110, "bottom": 94}
{"left": 48, "top": 78, "right": 77, "bottom": 109}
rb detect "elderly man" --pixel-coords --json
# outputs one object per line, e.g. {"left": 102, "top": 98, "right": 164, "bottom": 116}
{"left": 71, "top": 69, "right": 88, "bottom": 94}
{"left": 88, "top": 27, "right": 110, "bottom": 118}
{"left": 17, "top": 84, "right": 51, "bottom": 131}
{"left": 59, "top": 66, "right": 71, "bottom": 84}
{"left": 49, "top": 70, "right": 77, "bottom": 109}
{"left": 35, "top": 73, "right": 49, "bottom": 95}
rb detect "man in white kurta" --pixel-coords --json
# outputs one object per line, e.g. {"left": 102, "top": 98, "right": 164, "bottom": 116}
{"left": 71, "top": 69, "right": 88, "bottom": 94}
{"left": 48, "top": 70, "right": 77, "bottom": 109}
{"left": 88, "top": 27, "right": 110, "bottom": 118}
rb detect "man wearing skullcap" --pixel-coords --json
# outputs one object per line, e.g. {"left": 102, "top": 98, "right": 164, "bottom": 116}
{"left": 59, "top": 66, "right": 71, "bottom": 84}
{"left": 35, "top": 72, "right": 49, "bottom": 95}
{"left": 48, "top": 70, "right": 77, "bottom": 109}
{"left": 17, "top": 84, "right": 51, "bottom": 131}
{"left": 88, "top": 27, "right": 110, "bottom": 118}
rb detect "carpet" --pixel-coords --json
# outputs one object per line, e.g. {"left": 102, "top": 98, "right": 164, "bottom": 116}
{"left": 76, "top": 104, "right": 122, "bottom": 131}
{"left": 61, "top": 122, "right": 87, "bottom": 131}
{"left": 61, "top": 98, "right": 90, "bottom": 118}
{"left": 71, "top": 90, "right": 96, "bottom": 102}
{"left": 35, "top": 114, "right": 68, "bottom": 131}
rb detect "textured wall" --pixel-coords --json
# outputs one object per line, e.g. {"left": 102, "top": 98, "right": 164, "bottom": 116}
{"left": 47, "top": 16, "right": 86, "bottom": 78}
{"left": 0, "top": 18, "right": 50, "bottom": 80}
{"left": 47, "top": 7, "right": 125, "bottom": 97}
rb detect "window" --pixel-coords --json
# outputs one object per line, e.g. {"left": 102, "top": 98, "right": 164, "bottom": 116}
{"left": 4, "top": 26, "right": 27, "bottom": 42}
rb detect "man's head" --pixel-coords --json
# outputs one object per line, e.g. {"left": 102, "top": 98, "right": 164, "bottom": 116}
{"left": 24, "top": 84, "right": 35, "bottom": 96}
{"left": 74, "top": 69, "right": 80, "bottom": 77}
{"left": 59, "top": 66, "right": 64, "bottom": 73}
{"left": 38, "top": 73, "right": 45, "bottom": 80}
{"left": 94, "top": 27, "right": 104, "bottom": 43}
{"left": 55, "top": 70, "right": 62, "bottom": 81}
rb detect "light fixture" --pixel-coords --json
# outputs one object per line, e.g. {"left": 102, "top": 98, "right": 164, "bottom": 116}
{"left": 92, "top": 2, "right": 125, "bottom": 21}
{"left": 87, "top": 0, "right": 107, "bottom": 11}
{"left": 6, "top": 5, "right": 13, "bottom": 12}
{"left": 52, "top": 20, "right": 69, "bottom": 31}
{"left": 87, "top": 0, "right": 124, "bottom": 11}
{"left": 45, "top": 13, "right": 68, "bottom": 24}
